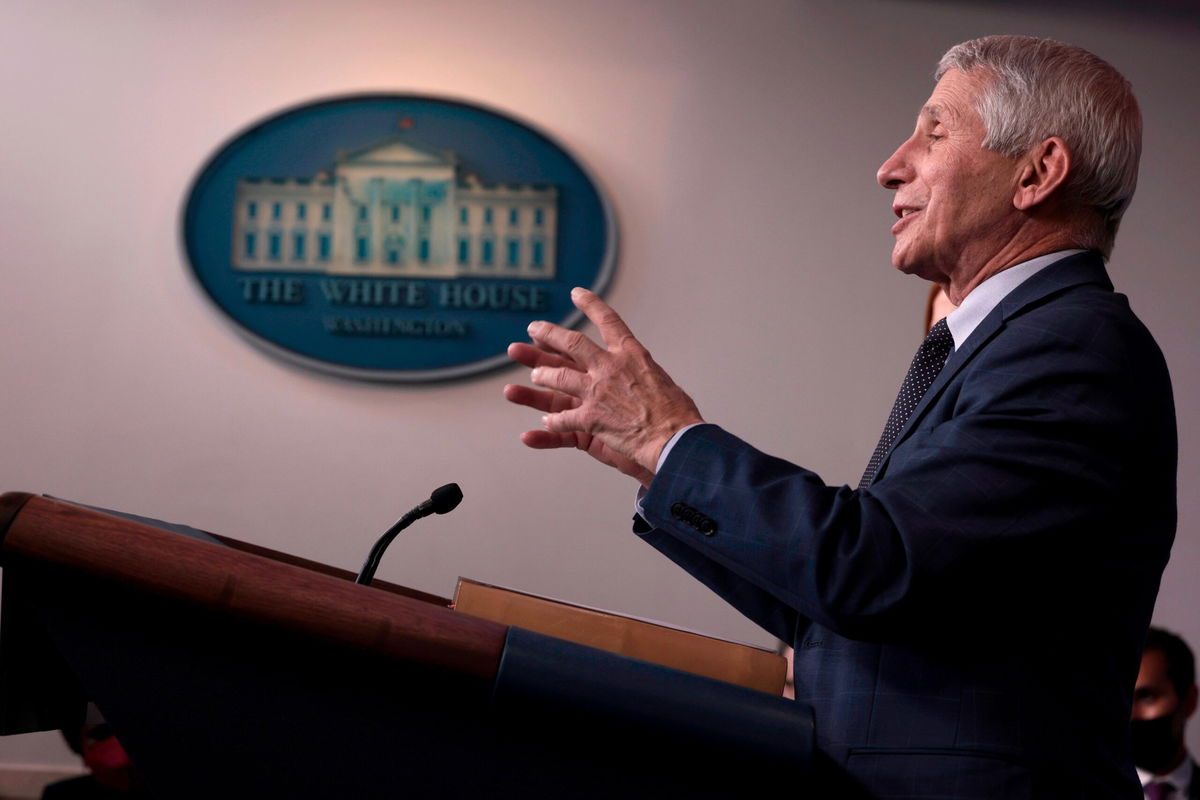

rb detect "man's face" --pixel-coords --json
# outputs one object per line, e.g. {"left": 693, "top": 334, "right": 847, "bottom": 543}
{"left": 877, "top": 68, "right": 1024, "bottom": 285}
{"left": 1131, "top": 648, "right": 1197, "bottom": 774}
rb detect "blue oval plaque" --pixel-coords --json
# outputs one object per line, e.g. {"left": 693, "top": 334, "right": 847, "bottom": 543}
{"left": 182, "top": 94, "right": 617, "bottom": 382}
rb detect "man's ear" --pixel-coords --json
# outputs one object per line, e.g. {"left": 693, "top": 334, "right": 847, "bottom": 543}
{"left": 1184, "top": 683, "right": 1198, "bottom": 719}
{"left": 1013, "top": 136, "right": 1071, "bottom": 211}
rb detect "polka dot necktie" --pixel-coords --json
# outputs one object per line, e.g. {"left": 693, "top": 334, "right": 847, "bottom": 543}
{"left": 859, "top": 317, "right": 954, "bottom": 489}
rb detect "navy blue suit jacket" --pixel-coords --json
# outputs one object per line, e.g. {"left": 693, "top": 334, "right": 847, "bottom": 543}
{"left": 637, "top": 252, "right": 1177, "bottom": 798}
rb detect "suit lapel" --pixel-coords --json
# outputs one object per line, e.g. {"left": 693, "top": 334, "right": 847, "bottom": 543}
{"left": 869, "top": 252, "right": 1113, "bottom": 484}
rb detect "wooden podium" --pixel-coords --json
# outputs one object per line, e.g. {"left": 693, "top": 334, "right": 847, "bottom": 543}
{"left": 0, "top": 493, "right": 815, "bottom": 798}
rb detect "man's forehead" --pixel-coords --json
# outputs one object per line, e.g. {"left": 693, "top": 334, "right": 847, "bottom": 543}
{"left": 919, "top": 69, "right": 981, "bottom": 123}
{"left": 1138, "top": 648, "right": 1173, "bottom": 685}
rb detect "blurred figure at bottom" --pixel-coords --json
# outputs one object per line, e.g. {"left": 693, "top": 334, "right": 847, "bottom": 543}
{"left": 1133, "top": 627, "right": 1199, "bottom": 799}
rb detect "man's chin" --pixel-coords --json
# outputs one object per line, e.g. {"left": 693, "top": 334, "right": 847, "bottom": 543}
{"left": 891, "top": 246, "right": 950, "bottom": 282}
{"left": 891, "top": 255, "right": 936, "bottom": 281}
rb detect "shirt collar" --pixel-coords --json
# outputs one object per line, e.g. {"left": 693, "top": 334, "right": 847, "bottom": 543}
{"left": 1137, "top": 756, "right": 1194, "bottom": 794}
{"left": 943, "top": 249, "right": 1087, "bottom": 350}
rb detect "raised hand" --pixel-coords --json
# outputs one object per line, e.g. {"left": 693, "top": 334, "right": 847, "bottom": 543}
{"left": 503, "top": 287, "right": 703, "bottom": 483}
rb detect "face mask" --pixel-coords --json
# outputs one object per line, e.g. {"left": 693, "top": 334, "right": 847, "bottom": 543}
{"left": 1131, "top": 715, "right": 1181, "bottom": 774}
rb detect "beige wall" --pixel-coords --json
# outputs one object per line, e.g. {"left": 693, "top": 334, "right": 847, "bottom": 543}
{"left": 2, "top": 0, "right": 1197, "bottom": 772}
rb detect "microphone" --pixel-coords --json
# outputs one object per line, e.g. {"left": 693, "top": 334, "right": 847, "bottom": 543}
{"left": 355, "top": 483, "right": 462, "bottom": 586}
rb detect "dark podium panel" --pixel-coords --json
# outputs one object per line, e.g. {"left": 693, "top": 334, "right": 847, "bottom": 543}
{"left": 0, "top": 493, "right": 816, "bottom": 798}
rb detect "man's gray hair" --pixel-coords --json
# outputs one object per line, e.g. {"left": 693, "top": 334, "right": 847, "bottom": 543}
{"left": 938, "top": 35, "right": 1141, "bottom": 257}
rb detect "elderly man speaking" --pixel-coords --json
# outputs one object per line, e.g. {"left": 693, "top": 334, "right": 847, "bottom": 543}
{"left": 505, "top": 35, "right": 1176, "bottom": 798}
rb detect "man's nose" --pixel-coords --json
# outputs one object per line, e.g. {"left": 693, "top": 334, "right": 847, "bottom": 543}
{"left": 877, "top": 139, "right": 913, "bottom": 189}
{"left": 1130, "top": 700, "right": 1158, "bottom": 721}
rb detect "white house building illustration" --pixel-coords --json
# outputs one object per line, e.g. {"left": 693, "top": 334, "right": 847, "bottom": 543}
{"left": 231, "top": 134, "right": 558, "bottom": 279}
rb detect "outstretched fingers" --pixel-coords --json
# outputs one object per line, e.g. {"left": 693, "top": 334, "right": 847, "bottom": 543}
{"left": 505, "top": 289, "right": 700, "bottom": 478}
{"left": 503, "top": 383, "right": 578, "bottom": 414}
{"left": 526, "top": 317, "right": 604, "bottom": 367}
{"left": 570, "top": 287, "right": 637, "bottom": 350}
{"left": 505, "top": 379, "right": 587, "bottom": 434}
{"left": 507, "top": 341, "right": 577, "bottom": 371}
{"left": 519, "top": 429, "right": 583, "bottom": 450}
{"left": 531, "top": 363, "right": 590, "bottom": 399}
{"left": 518, "top": 428, "right": 653, "bottom": 486}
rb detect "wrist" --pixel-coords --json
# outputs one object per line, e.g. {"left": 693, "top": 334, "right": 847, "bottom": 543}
{"left": 643, "top": 418, "right": 704, "bottom": 474}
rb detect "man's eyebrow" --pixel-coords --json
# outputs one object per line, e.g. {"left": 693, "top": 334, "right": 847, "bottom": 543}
{"left": 921, "top": 103, "right": 957, "bottom": 123}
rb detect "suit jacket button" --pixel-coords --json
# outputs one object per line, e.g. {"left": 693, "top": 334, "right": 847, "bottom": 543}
{"left": 698, "top": 518, "right": 716, "bottom": 536}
